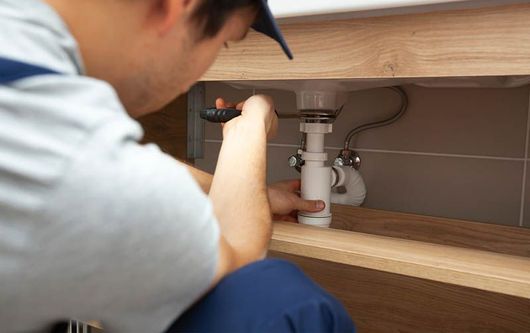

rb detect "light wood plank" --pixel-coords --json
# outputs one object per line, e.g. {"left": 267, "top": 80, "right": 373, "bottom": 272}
{"left": 271, "top": 252, "right": 530, "bottom": 333}
{"left": 270, "top": 222, "right": 530, "bottom": 299}
{"left": 330, "top": 205, "right": 530, "bottom": 257}
{"left": 139, "top": 96, "right": 189, "bottom": 161}
{"left": 86, "top": 321, "right": 103, "bottom": 330}
{"left": 203, "top": 4, "right": 530, "bottom": 81}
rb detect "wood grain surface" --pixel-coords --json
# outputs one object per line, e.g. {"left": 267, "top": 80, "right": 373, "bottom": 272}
{"left": 139, "top": 96, "right": 189, "bottom": 161}
{"left": 330, "top": 205, "right": 530, "bottom": 257}
{"left": 203, "top": 3, "right": 530, "bottom": 81}
{"left": 270, "top": 222, "right": 530, "bottom": 299}
{"left": 271, "top": 252, "right": 530, "bottom": 333}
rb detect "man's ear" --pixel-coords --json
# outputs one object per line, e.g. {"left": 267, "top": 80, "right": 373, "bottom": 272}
{"left": 149, "top": 0, "right": 194, "bottom": 35}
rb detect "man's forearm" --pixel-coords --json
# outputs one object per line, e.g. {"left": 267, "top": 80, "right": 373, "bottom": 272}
{"left": 209, "top": 120, "right": 271, "bottom": 266}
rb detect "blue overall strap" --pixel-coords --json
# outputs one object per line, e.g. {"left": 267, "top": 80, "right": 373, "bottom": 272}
{"left": 0, "top": 57, "right": 60, "bottom": 84}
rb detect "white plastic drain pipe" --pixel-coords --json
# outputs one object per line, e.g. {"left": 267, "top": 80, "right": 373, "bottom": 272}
{"left": 331, "top": 166, "right": 367, "bottom": 206}
{"left": 294, "top": 90, "right": 366, "bottom": 227}
{"left": 298, "top": 122, "right": 333, "bottom": 227}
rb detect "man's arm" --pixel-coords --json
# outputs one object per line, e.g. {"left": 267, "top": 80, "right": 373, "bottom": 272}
{"left": 209, "top": 95, "right": 276, "bottom": 282}
{"left": 182, "top": 152, "right": 326, "bottom": 221}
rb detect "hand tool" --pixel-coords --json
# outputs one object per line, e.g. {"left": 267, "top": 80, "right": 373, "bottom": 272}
{"left": 200, "top": 108, "right": 241, "bottom": 123}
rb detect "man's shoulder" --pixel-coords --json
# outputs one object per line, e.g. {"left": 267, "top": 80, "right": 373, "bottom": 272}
{"left": 3, "top": 72, "right": 136, "bottom": 139}
{"left": 0, "top": 73, "right": 141, "bottom": 194}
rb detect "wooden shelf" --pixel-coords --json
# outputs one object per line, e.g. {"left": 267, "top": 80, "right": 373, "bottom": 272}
{"left": 269, "top": 207, "right": 530, "bottom": 332}
{"left": 330, "top": 205, "right": 530, "bottom": 257}
{"left": 270, "top": 222, "right": 530, "bottom": 299}
{"left": 203, "top": 3, "right": 530, "bottom": 81}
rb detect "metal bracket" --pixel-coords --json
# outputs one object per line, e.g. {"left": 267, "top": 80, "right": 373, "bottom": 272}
{"left": 334, "top": 149, "right": 362, "bottom": 170}
{"left": 187, "top": 83, "right": 206, "bottom": 159}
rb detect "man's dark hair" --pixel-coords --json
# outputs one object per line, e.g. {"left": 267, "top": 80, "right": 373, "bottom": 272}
{"left": 192, "top": 0, "right": 260, "bottom": 38}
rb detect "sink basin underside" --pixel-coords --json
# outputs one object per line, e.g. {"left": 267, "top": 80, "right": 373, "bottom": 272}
{"left": 226, "top": 76, "right": 530, "bottom": 93}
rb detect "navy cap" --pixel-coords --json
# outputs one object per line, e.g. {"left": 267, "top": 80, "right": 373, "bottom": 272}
{"left": 251, "top": 0, "right": 293, "bottom": 60}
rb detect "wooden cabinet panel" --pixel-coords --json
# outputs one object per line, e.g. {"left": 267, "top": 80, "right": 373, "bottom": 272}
{"left": 271, "top": 252, "right": 530, "bottom": 333}
{"left": 203, "top": 4, "right": 530, "bottom": 81}
{"left": 139, "top": 96, "right": 189, "bottom": 161}
{"left": 330, "top": 205, "right": 530, "bottom": 257}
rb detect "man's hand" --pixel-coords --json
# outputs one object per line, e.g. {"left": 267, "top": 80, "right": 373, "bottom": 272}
{"left": 216, "top": 97, "right": 244, "bottom": 110}
{"left": 268, "top": 180, "right": 325, "bottom": 222}
{"left": 219, "top": 95, "right": 278, "bottom": 140}
{"left": 216, "top": 97, "right": 323, "bottom": 223}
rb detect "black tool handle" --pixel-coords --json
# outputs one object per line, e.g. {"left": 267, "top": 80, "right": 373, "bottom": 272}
{"left": 200, "top": 108, "right": 242, "bottom": 123}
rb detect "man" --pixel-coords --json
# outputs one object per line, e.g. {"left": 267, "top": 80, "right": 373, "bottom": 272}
{"left": 0, "top": 0, "right": 355, "bottom": 332}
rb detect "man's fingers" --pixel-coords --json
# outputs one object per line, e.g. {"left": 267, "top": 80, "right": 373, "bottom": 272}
{"left": 298, "top": 199, "right": 326, "bottom": 212}
{"left": 287, "top": 179, "right": 301, "bottom": 192}
{"left": 215, "top": 98, "right": 225, "bottom": 109}
{"left": 216, "top": 97, "right": 241, "bottom": 110}
{"left": 215, "top": 98, "right": 237, "bottom": 130}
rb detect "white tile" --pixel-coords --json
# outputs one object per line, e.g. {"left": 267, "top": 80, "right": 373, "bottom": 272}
{"left": 199, "top": 84, "right": 529, "bottom": 227}
{"left": 328, "top": 85, "right": 529, "bottom": 157}
{"left": 340, "top": 86, "right": 530, "bottom": 158}
{"left": 359, "top": 151, "right": 524, "bottom": 226}
{"left": 194, "top": 141, "right": 300, "bottom": 184}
